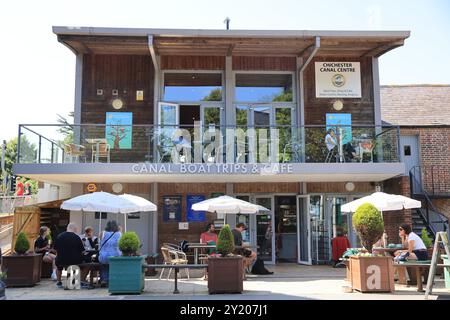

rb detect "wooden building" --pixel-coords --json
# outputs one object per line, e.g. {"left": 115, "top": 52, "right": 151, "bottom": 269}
{"left": 13, "top": 27, "right": 412, "bottom": 264}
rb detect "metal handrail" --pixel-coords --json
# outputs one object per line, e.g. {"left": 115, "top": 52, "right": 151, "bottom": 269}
{"left": 409, "top": 165, "right": 448, "bottom": 235}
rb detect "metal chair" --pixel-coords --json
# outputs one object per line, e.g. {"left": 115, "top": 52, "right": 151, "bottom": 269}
{"left": 64, "top": 143, "right": 86, "bottom": 163}
{"left": 91, "top": 142, "right": 110, "bottom": 163}
{"left": 160, "top": 247, "right": 190, "bottom": 280}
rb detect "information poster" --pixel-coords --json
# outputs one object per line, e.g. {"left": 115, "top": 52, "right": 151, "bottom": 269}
{"left": 163, "top": 195, "right": 182, "bottom": 222}
{"left": 326, "top": 113, "right": 352, "bottom": 145}
{"left": 106, "top": 112, "right": 133, "bottom": 149}
{"left": 186, "top": 195, "right": 206, "bottom": 222}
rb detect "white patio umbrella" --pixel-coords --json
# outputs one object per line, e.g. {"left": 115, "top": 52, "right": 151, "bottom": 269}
{"left": 191, "top": 195, "right": 270, "bottom": 226}
{"left": 341, "top": 192, "right": 421, "bottom": 213}
{"left": 61, "top": 191, "right": 157, "bottom": 231}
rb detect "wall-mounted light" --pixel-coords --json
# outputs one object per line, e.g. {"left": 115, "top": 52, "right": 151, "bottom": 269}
{"left": 112, "top": 89, "right": 119, "bottom": 96}
{"left": 112, "top": 98, "right": 124, "bottom": 110}
{"left": 333, "top": 99, "right": 344, "bottom": 111}
{"left": 345, "top": 182, "right": 355, "bottom": 192}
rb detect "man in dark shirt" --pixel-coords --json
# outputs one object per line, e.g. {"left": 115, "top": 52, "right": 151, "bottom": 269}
{"left": 232, "top": 223, "right": 257, "bottom": 275}
{"left": 54, "top": 223, "right": 88, "bottom": 288}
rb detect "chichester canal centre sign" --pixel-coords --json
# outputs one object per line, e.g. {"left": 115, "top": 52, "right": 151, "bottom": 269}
{"left": 315, "top": 62, "right": 362, "bottom": 98}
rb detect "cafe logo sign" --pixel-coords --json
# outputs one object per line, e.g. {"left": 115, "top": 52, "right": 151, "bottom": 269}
{"left": 86, "top": 183, "right": 97, "bottom": 193}
{"left": 332, "top": 74, "right": 345, "bottom": 87}
{"left": 315, "top": 62, "right": 361, "bottom": 98}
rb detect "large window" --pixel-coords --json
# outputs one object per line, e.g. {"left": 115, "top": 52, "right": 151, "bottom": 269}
{"left": 235, "top": 73, "right": 293, "bottom": 102}
{"left": 163, "top": 73, "right": 223, "bottom": 102}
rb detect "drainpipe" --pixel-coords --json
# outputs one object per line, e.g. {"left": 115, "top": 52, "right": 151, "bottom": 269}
{"left": 298, "top": 36, "right": 320, "bottom": 73}
{"left": 148, "top": 35, "right": 160, "bottom": 162}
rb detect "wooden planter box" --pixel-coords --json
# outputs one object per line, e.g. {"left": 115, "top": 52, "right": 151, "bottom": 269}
{"left": 1, "top": 253, "right": 42, "bottom": 287}
{"left": 349, "top": 256, "right": 395, "bottom": 293}
{"left": 108, "top": 256, "right": 145, "bottom": 294}
{"left": 208, "top": 256, "right": 243, "bottom": 294}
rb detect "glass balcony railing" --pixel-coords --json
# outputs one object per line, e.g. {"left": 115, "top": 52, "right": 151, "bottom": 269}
{"left": 16, "top": 124, "right": 400, "bottom": 164}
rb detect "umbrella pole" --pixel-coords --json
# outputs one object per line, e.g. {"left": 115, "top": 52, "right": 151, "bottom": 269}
{"left": 99, "top": 213, "right": 102, "bottom": 234}
{"left": 124, "top": 213, "right": 127, "bottom": 232}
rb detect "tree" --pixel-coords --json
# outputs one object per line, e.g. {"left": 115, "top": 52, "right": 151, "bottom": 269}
{"left": 202, "top": 88, "right": 222, "bottom": 101}
{"left": 56, "top": 112, "right": 74, "bottom": 146}
{"left": 0, "top": 137, "right": 38, "bottom": 195}
{"left": 352, "top": 203, "right": 384, "bottom": 253}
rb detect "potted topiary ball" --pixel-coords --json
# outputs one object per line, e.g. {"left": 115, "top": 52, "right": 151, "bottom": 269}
{"left": 108, "top": 231, "right": 145, "bottom": 294}
{"left": 349, "top": 203, "right": 395, "bottom": 293}
{"left": 1, "top": 232, "right": 42, "bottom": 287}
{"left": 208, "top": 224, "right": 243, "bottom": 294}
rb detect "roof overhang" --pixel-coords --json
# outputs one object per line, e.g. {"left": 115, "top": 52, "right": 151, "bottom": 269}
{"left": 53, "top": 26, "right": 410, "bottom": 57}
{"left": 13, "top": 163, "right": 405, "bottom": 184}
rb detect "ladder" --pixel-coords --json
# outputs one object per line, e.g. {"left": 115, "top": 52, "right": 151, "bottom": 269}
{"left": 425, "top": 231, "right": 450, "bottom": 299}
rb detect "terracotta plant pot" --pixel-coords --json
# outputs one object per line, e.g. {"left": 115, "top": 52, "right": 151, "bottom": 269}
{"left": 1, "top": 253, "right": 42, "bottom": 287}
{"left": 208, "top": 255, "right": 243, "bottom": 294}
{"left": 349, "top": 255, "right": 395, "bottom": 293}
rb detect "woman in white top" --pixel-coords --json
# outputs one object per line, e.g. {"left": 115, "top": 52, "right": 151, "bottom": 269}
{"left": 325, "top": 129, "right": 337, "bottom": 151}
{"left": 396, "top": 224, "right": 429, "bottom": 261}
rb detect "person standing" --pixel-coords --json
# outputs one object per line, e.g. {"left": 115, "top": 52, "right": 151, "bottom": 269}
{"left": 15, "top": 177, "right": 24, "bottom": 196}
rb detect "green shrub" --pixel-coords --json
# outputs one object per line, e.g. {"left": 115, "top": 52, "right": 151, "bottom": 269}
{"left": 421, "top": 228, "right": 433, "bottom": 248}
{"left": 352, "top": 203, "right": 384, "bottom": 253}
{"left": 118, "top": 231, "right": 141, "bottom": 256}
{"left": 216, "top": 225, "right": 235, "bottom": 256}
{"left": 14, "top": 232, "right": 30, "bottom": 254}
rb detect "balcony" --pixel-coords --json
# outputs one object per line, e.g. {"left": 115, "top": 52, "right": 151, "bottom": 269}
{"left": 13, "top": 124, "right": 404, "bottom": 183}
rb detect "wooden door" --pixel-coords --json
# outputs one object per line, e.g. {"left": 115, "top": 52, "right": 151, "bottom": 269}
{"left": 11, "top": 206, "right": 40, "bottom": 253}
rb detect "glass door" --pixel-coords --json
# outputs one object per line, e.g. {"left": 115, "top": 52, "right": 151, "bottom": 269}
{"left": 201, "top": 105, "right": 223, "bottom": 163}
{"left": 158, "top": 102, "right": 179, "bottom": 162}
{"left": 254, "top": 195, "right": 275, "bottom": 264}
{"left": 297, "top": 195, "right": 311, "bottom": 264}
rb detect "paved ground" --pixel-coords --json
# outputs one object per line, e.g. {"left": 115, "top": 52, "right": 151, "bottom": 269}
{"left": 4, "top": 264, "right": 450, "bottom": 300}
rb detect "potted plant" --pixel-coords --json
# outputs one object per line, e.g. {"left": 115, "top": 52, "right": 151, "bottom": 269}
{"left": 0, "top": 232, "right": 42, "bottom": 287}
{"left": 349, "top": 203, "right": 395, "bottom": 293}
{"left": 208, "top": 224, "right": 244, "bottom": 294}
{"left": 420, "top": 228, "right": 434, "bottom": 257}
{"left": 108, "top": 231, "right": 145, "bottom": 294}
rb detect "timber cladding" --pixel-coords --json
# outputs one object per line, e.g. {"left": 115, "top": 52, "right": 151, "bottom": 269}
{"left": 234, "top": 182, "right": 300, "bottom": 194}
{"left": 81, "top": 54, "right": 154, "bottom": 124}
{"left": 81, "top": 183, "right": 151, "bottom": 195}
{"left": 81, "top": 54, "right": 154, "bottom": 162}
{"left": 303, "top": 56, "right": 374, "bottom": 125}
{"left": 157, "top": 183, "right": 226, "bottom": 250}
{"left": 306, "top": 182, "right": 374, "bottom": 194}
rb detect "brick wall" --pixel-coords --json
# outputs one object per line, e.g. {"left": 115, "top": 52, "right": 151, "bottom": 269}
{"left": 382, "top": 176, "right": 412, "bottom": 242}
{"left": 432, "top": 199, "right": 450, "bottom": 221}
{"left": 401, "top": 127, "right": 450, "bottom": 195}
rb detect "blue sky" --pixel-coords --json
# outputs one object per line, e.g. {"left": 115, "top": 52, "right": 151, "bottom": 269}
{"left": 0, "top": 0, "right": 449, "bottom": 141}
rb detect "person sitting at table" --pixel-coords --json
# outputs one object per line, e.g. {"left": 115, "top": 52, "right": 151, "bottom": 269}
{"left": 232, "top": 223, "right": 257, "bottom": 276}
{"left": 343, "top": 142, "right": 359, "bottom": 162}
{"left": 200, "top": 222, "right": 218, "bottom": 254}
{"left": 325, "top": 129, "right": 338, "bottom": 162}
{"left": 98, "top": 220, "right": 122, "bottom": 287}
{"left": 80, "top": 226, "right": 99, "bottom": 262}
{"left": 54, "top": 223, "right": 89, "bottom": 289}
{"left": 394, "top": 224, "right": 428, "bottom": 261}
{"left": 34, "top": 226, "right": 57, "bottom": 280}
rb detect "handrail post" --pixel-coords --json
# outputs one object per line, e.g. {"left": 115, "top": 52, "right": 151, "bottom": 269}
{"left": 17, "top": 125, "right": 22, "bottom": 163}
{"left": 396, "top": 125, "right": 401, "bottom": 162}
{"left": 38, "top": 136, "right": 42, "bottom": 164}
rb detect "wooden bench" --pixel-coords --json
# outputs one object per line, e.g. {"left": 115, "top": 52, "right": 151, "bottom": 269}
{"left": 78, "top": 262, "right": 102, "bottom": 288}
{"left": 394, "top": 261, "right": 431, "bottom": 292}
{"left": 143, "top": 264, "right": 208, "bottom": 294}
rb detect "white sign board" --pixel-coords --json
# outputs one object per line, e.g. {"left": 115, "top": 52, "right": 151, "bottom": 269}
{"left": 179, "top": 222, "right": 189, "bottom": 230}
{"left": 315, "top": 62, "right": 361, "bottom": 98}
